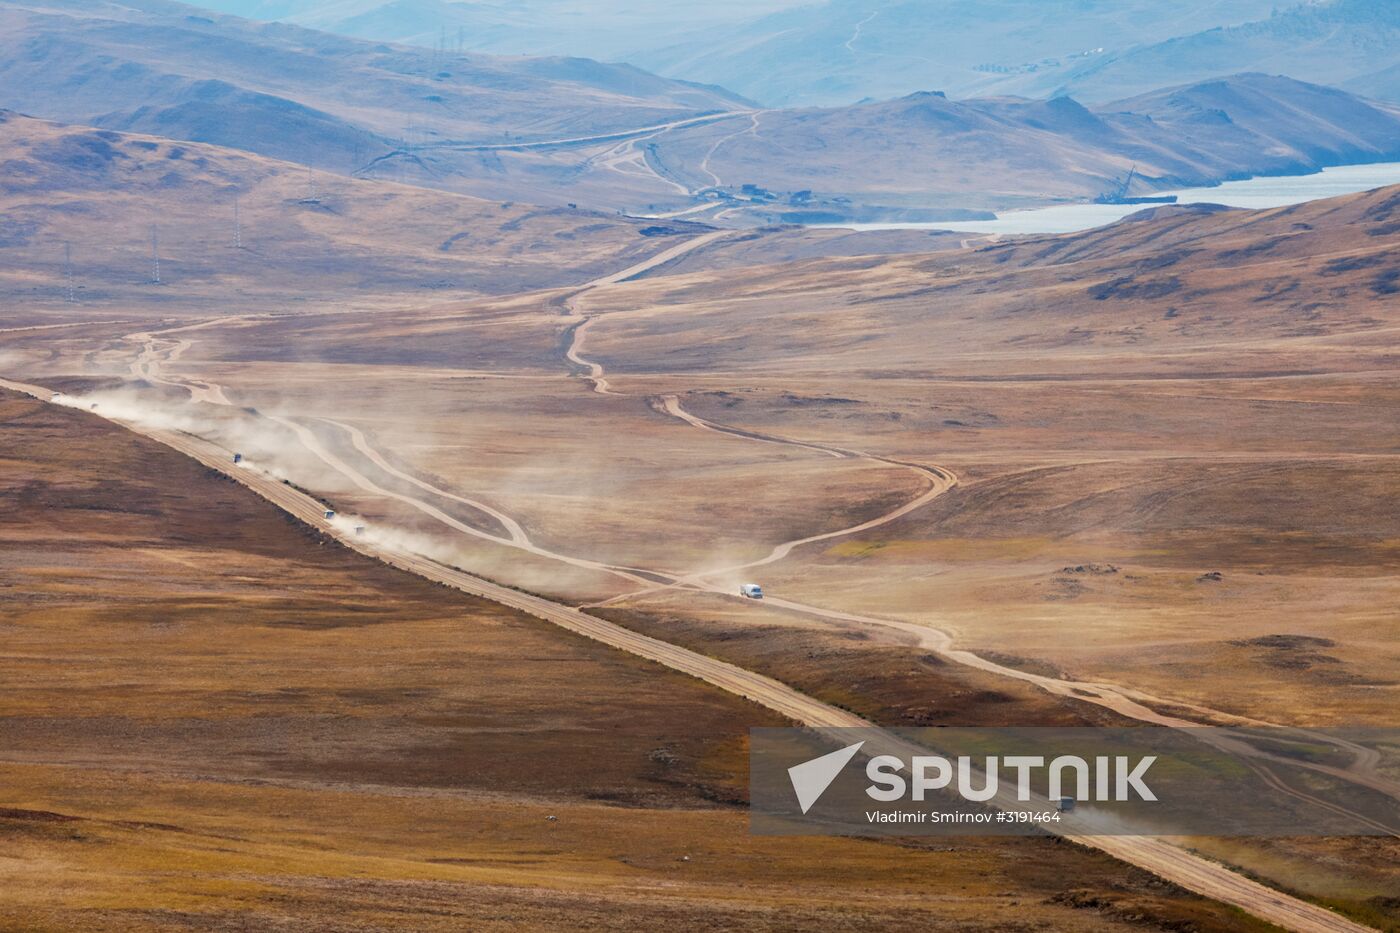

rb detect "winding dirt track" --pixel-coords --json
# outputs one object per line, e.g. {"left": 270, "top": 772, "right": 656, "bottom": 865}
{"left": 698, "top": 112, "right": 765, "bottom": 189}
{"left": 0, "top": 319, "right": 132, "bottom": 334}
{"left": 0, "top": 372, "right": 1373, "bottom": 933}
{"left": 562, "top": 230, "right": 728, "bottom": 393}
{"left": 564, "top": 317, "right": 614, "bottom": 395}
{"left": 102, "top": 243, "right": 1400, "bottom": 806}
{"left": 654, "top": 394, "right": 958, "bottom": 586}
{"left": 269, "top": 413, "right": 660, "bottom": 588}
{"left": 119, "top": 310, "right": 1400, "bottom": 811}
{"left": 119, "top": 331, "right": 674, "bottom": 589}
{"left": 659, "top": 393, "right": 846, "bottom": 459}
{"left": 323, "top": 417, "right": 530, "bottom": 546}
{"left": 3, "top": 232, "right": 1387, "bottom": 931}
{"left": 557, "top": 258, "right": 1367, "bottom": 744}
{"left": 608, "top": 377, "right": 1400, "bottom": 805}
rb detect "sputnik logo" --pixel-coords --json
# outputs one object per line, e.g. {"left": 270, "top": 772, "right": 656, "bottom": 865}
{"left": 786, "top": 741, "right": 1159, "bottom": 813}
{"left": 788, "top": 741, "right": 864, "bottom": 814}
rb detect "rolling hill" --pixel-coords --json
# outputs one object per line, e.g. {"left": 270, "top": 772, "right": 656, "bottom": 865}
{"left": 186, "top": 0, "right": 1400, "bottom": 115}
{"left": 4, "top": 2, "right": 1398, "bottom": 928}
{"left": 184, "top": 0, "right": 1305, "bottom": 109}
{"left": 627, "top": 0, "right": 1286, "bottom": 107}
{"left": 186, "top": 0, "right": 807, "bottom": 60}
{"left": 432, "top": 73, "right": 1400, "bottom": 219}
{"left": 6, "top": 0, "right": 1398, "bottom": 223}
{"left": 0, "top": 108, "right": 963, "bottom": 324}
{"left": 577, "top": 184, "right": 1400, "bottom": 383}
{"left": 8, "top": 174, "right": 1393, "bottom": 922}
{"left": 0, "top": 0, "right": 749, "bottom": 175}
{"left": 1038, "top": 0, "right": 1400, "bottom": 105}
{"left": 0, "top": 344, "right": 1278, "bottom": 932}
{"left": 0, "top": 109, "right": 717, "bottom": 320}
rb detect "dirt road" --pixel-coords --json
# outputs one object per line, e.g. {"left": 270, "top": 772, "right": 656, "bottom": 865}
{"left": 0, "top": 372, "right": 1374, "bottom": 933}
{"left": 555, "top": 260, "right": 1400, "bottom": 827}
{"left": 563, "top": 230, "right": 730, "bottom": 394}
{"left": 323, "top": 417, "right": 531, "bottom": 546}
{"left": 656, "top": 394, "right": 958, "bottom": 583}
{"left": 116, "top": 238, "right": 1395, "bottom": 807}
{"left": 0, "top": 319, "right": 132, "bottom": 334}
{"left": 577, "top": 229, "right": 732, "bottom": 288}
{"left": 108, "top": 238, "right": 1400, "bottom": 807}
{"left": 357, "top": 111, "right": 752, "bottom": 177}
{"left": 115, "top": 322, "right": 1400, "bottom": 815}
{"left": 416, "top": 112, "right": 752, "bottom": 154}
{"left": 3, "top": 230, "right": 1386, "bottom": 930}
{"left": 647, "top": 399, "right": 1400, "bottom": 808}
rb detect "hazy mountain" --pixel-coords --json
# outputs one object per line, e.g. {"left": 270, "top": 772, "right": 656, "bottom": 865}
{"left": 0, "top": 0, "right": 749, "bottom": 175}
{"left": 627, "top": 0, "right": 1285, "bottom": 106}
{"left": 137, "top": 0, "right": 1400, "bottom": 111}
{"left": 0, "top": 108, "right": 713, "bottom": 312}
{"left": 1350, "top": 61, "right": 1400, "bottom": 104}
{"left": 182, "top": 0, "right": 807, "bottom": 59}
{"left": 645, "top": 74, "right": 1400, "bottom": 217}
{"left": 164, "top": 0, "right": 1400, "bottom": 113}
{"left": 1038, "top": 0, "right": 1400, "bottom": 104}
{"left": 348, "top": 73, "right": 1400, "bottom": 221}
{"left": 7, "top": 0, "right": 1397, "bottom": 221}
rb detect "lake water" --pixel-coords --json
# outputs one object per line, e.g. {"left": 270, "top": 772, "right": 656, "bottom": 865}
{"left": 825, "top": 162, "right": 1400, "bottom": 235}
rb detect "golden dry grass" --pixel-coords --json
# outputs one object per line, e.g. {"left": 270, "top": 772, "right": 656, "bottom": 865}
{"left": 0, "top": 110, "right": 709, "bottom": 324}
{"left": 4, "top": 170, "right": 1399, "bottom": 927}
{"left": 0, "top": 390, "right": 1285, "bottom": 931}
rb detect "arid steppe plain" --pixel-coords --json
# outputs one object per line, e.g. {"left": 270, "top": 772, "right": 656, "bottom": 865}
{"left": 29, "top": 185, "right": 1394, "bottom": 726}
{"left": 2, "top": 111, "right": 1400, "bottom": 928}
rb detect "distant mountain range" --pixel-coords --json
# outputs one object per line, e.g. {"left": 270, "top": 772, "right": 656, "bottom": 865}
{"left": 614, "top": 74, "right": 1400, "bottom": 220}
{"left": 5, "top": 0, "right": 1399, "bottom": 223}
{"left": 637, "top": 0, "right": 1400, "bottom": 107}
{"left": 363, "top": 73, "right": 1400, "bottom": 221}
{"left": 186, "top": 0, "right": 1400, "bottom": 109}
{"left": 0, "top": 108, "right": 710, "bottom": 312}
{"left": 186, "top": 0, "right": 806, "bottom": 60}
{"left": 0, "top": 0, "right": 748, "bottom": 175}
{"left": 1037, "top": 0, "right": 1400, "bottom": 105}
{"left": 632, "top": 0, "right": 1284, "bottom": 106}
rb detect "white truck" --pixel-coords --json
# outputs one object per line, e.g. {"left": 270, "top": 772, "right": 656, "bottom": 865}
{"left": 740, "top": 583, "right": 764, "bottom": 599}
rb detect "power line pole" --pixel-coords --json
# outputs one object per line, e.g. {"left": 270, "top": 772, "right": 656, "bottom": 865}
{"left": 150, "top": 224, "right": 161, "bottom": 285}
{"left": 63, "top": 241, "right": 77, "bottom": 303}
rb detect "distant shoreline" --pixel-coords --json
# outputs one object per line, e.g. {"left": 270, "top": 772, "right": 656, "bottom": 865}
{"left": 809, "top": 160, "right": 1400, "bottom": 235}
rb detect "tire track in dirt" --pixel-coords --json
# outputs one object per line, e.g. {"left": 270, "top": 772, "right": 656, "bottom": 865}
{"left": 322, "top": 416, "right": 530, "bottom": 546}
{"left": 103, "top": 248, "right": 1400, "bottom": 806}
{"left": 0, "top": 372, "right": 1377, "bottom": 933}
{"left": 625, "top": 396, "right": 1400, "bottom": 802}
{"left": 8, "top": 235, "right": 1391, "bottom": 929}
{"left": 558, "top": 294, "right": 1398, "bottom": 811}
{"left": 115, "top": 325, "right": 665, "bottom": 588}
